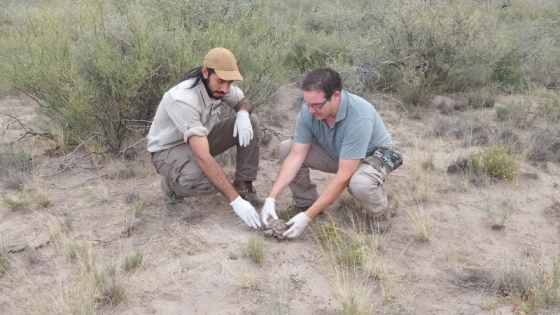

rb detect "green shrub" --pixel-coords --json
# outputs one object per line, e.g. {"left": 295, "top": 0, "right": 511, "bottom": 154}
{"left": 0, "top": 0, "right": 288, "bottom": 151}
{"left": 492, "top": 52, "right": 524, "bottom": 91}
{"left": 466, "top": 144, "right": 519, "bottom": 180}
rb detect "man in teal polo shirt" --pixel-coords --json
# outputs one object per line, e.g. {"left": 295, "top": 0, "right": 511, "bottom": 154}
{"left": 260, "top": 67, "right": 402, "bottom": 238}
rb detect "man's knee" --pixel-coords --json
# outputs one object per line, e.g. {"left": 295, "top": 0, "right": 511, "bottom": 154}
{"left": 278, "top": 139, "right": 293, "bottom": 162}
{"left": 347, "top": 174, "right": 387, "bottom": 216}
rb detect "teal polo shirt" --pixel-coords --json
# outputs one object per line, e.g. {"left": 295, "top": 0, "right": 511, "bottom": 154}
{"left": 293, "top": 90, "right": 392, "bottom": 160}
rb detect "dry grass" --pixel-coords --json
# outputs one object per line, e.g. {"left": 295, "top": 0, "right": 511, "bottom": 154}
{"left": 0, "top": 245, "right": 10, "bottom": 277}
{"left": 493, "top": 251, "right": 560, "bottom": 314}
{"left": 219, "top": 256, "right": 257, "bottom": 290}
{"left": 404, "top": 203, "right": 432, "bottom": 242}
{"left": 246, "top": 232, "right": 266, "bottom": 264}
{"left": 122, "top": 250, "right": 144, "bottom": 272}
{"left": 478, "top": 194, "right": 516, "bottom": 230}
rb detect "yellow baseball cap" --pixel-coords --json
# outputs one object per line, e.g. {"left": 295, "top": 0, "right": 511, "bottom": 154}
{"left": 203, "top": 47, "right": 243, "bottom": 81}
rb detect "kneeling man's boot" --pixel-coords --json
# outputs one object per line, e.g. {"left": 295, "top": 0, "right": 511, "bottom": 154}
{"left": 233, "top": 180, "right": 264, "bottom": 207}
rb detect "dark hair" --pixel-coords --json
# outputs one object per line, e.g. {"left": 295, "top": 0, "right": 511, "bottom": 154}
{"left": 300, "top": 67, "right": 342, "bottom": 97}
{"left": 180, "top": 66, "right": 215, "bottom": 88}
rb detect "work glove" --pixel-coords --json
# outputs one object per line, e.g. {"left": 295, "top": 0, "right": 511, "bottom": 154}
{"left": 260, "top": 197, "right": 279, "bottom": 227}
{"left": 231, "top": 196, "right": 261, "bottom": 228}
{"left": 233, "top": 110, "right": 253, "bottom": 147}
{"left": 282, "top": 212, "right": 311, "bottom": 239}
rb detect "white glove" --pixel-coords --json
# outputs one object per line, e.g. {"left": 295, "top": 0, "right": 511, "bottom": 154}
{"left": 231, "top": 196, "right": 261, "bottom": 228}
{"left": 233, "top": 110, "right": 253, "bottom": 147}
{"left": 282, "top": 212, "right": 311, "bottom": 239}
{"left": 260, "top": 197, "right": 279, "bottom": 227}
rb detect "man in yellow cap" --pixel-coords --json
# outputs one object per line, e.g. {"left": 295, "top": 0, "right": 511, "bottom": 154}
{"left": 147, "top": 47, "right": 263, "bottom": 228}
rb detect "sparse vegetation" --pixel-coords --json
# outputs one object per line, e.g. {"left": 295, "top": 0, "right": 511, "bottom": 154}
{"left": 0, "top": 144, "right": 32, "bottom": 190}
{"left": 122, "top": 250, "right": 143, "bottom": 272}
{"left": 1, "top": 193, "right": 30, "bottom": 211}
{"left": 0, "top": 246, "right": 9, "bottom": 276}
{"left": 466, "top": 144, "right": 520, "bottom": 181}
{"left": 479, "top": 195, "right": 516, "bottom": 230}
{"left": 405, "top": 204, "right": 432, "bottom": 242}
{"left": 246, "top": 233, "right": 266, "bottom": 264}
{"left": 220, "top": 257, "right": 257, "bottom": 290}
{"left": 494, "top": 252, "right": 560, "bottom": 314}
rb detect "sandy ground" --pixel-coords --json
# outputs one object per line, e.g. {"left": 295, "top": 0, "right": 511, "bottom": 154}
{"left": 1, "top": 84, "right": 559, "bottom": 315}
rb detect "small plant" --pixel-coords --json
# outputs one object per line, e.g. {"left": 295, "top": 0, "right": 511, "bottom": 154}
{"left": 0, "top": 144, "right": 32, "bottom": 190}
{"left": 37, "top": 194, "right": 52, "bottom": 208}
{"left": 480, "top": 197, "right": 515, "bottom": 230}
{"left": 246, "top": 233, "right": 266, "bottom": 264}
{"left": 220, "top": 258, "right": 257, "bottom": 290}
{"left": 67, "top": 241, "right": 89, "bottom": 261}
{"left": 1, "top": 193, "right": 30, "bottom": 211}
{"left": 133, "top": 199, "right": 148, "bottom": 217}
{"left": 466, "top": 144, "right": 519, "bottom": 181}
{"left": 495, "top": 105, "right": 509, "bottom": 121}
{"left": 122, "top": 250, "right": 144, "bottom": 271}
{"left": 0, "top": 246, "right": 9, "bottom": 276}
{"left": 405, "top": 205, "right": 431, "bottom": 242}
{"left": 98, "top": 265, "right": 127, "bottom": 305}
{"left": 312, "top": 221, "right": 365, "bottom": 267}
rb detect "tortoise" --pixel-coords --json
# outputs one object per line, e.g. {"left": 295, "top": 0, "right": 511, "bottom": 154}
{"left": 262, "top": 218, "right": 289, "bottom": 240}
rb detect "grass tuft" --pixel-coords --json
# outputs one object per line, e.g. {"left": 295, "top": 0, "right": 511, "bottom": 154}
{"left": 0, "top": 145, "right": 32, "bottom": 190}
{"left": 246, "top": 233, "right": 266, "bottom": 264}
{"left": 0, "top": 246, "right": 10, "bottom": 277}
{"left": 122, "top": 250, "right": 143, "bottom": 272}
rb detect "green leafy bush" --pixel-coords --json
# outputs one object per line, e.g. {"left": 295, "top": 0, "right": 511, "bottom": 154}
{"left": 492, "top": 52, "right": 524, "bottom": 91}
{"left": 467, "top": 144, "right": 519, "bottom": 180}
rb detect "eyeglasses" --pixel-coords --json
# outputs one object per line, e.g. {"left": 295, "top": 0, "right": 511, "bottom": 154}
{"left": 303, "top": 94, "right": 332, "bottom": 111}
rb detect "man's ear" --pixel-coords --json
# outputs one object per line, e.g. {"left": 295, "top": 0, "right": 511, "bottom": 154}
{"left": 202, "top": 66, "right": 209, "bottom": 80}
{"left": 333, "top": 90, "right": 341, "bottom": 100}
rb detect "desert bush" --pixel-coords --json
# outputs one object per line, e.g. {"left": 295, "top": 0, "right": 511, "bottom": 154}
{"left": 0, "top": 144, "right": 32, "bottom": 190}
{"left": 0, "top": 0, "right": 288, "bottom": 151}
{"left": 466, "top": 144, "right": 520, "bottom": 181}
{"left": 491, "top": 52, "right": 525, "bottom": 92}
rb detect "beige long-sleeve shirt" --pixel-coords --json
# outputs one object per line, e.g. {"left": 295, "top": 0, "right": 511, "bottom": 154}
{"left": 147, "top": 78, "right": 244, "bottom": 153}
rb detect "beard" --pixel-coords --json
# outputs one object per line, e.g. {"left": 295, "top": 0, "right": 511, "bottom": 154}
{"left": 203, "top": 78, "right": 225, "bottom": 100}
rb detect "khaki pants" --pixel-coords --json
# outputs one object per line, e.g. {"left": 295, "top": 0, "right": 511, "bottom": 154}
{"left": 151, "top": 114, "right": 260, "bottom": 198}
{"left": 278, "top": 139, "right": 387, "bottom": 216}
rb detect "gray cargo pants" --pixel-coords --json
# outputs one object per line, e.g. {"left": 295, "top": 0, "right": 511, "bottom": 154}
{"left": 151, "top": 113, "right": 260, "bottom": 198}
{"left": 278, "top": 139, "right": 387, "bottom": 217}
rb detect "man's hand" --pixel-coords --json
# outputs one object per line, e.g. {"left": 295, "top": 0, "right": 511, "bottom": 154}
{"left": 282, "top": 212, "right": 311, "bottom": 239}
{"left": 233, "top": 111, "right": 253, "bottom": 147}
{"left": 231, "top": 196, "right": 261, "bottom": 228}
{"left": 260, "top": 197, "right": 279, "bottom": 227}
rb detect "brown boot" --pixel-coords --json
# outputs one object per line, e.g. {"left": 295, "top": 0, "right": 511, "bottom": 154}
{"left": 232, "top": 180, "right": 264, "bottom": 207}
{"left": 160, "top": 177, "right": 185, "bottom": 214}
{"left": 368, "top": 211, "right": 395, "bottom": 234}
